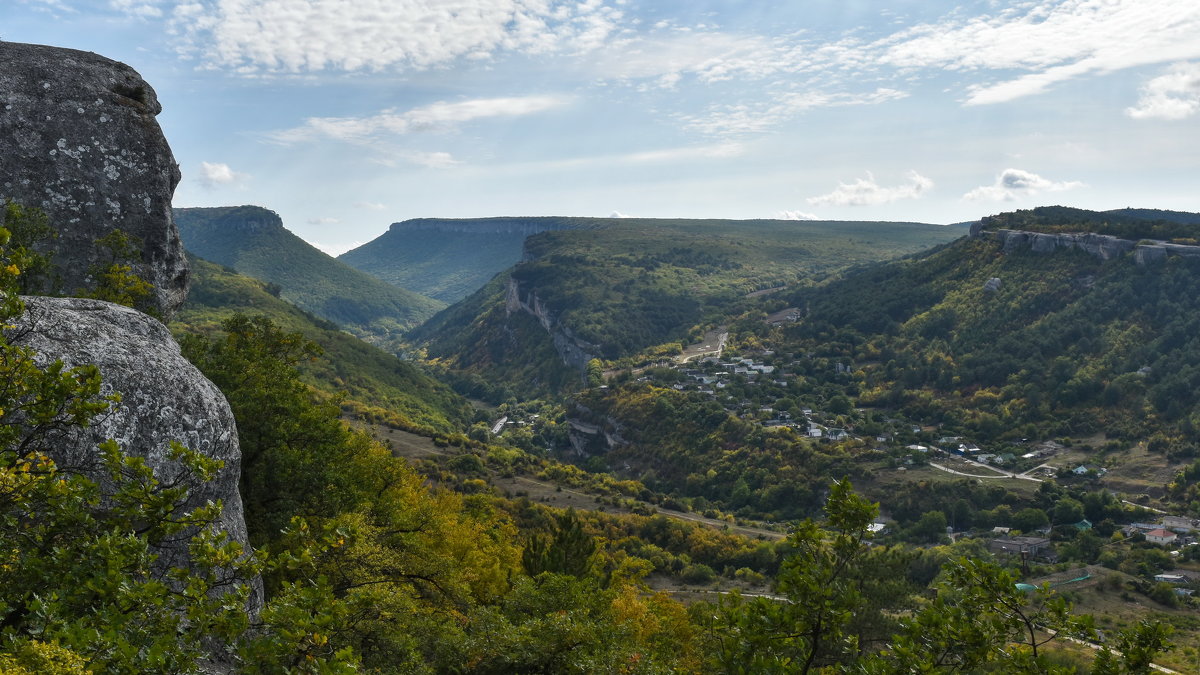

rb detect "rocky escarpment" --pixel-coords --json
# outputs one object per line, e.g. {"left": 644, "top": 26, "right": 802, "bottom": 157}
{"left": 0, "top": 42, "right": 188, "bottom": 317}
{"left": 13, "top": 297, "right": 262, "bottom": 614}
{"left": 972, "top": 224, "right": 1200, "bottom": 266}
{"left": 505, "top": 276, "right": 599, "bottom": 371}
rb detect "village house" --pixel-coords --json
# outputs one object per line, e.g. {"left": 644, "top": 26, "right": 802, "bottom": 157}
{"left": 989, "top": 536, "right": 1056, "bottom": 562}
{"left": 1145, "top": 529, "right": 1178, "bottom": 546}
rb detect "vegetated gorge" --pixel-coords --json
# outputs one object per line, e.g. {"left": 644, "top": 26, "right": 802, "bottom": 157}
{"left": 2, "top": 40, "right": 1199, "bottom": 674}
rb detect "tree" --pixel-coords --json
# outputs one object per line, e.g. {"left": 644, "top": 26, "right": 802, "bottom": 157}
{"left": 701, "top": 480, "right": 914, "bottom": 673}
{"left": 863, "top": 558, "right": 1094, "bottom": 673}
{"left": 1091, "top": 620, "right": 1175, "bottom": 674}
{"left": 1052, "top": 496, "right": 1085, "bottom": 525}
{"left": 1013, "top": 507, "right": 1050, "bottom": 533}
{"left": 0, "top": 215, "right": 359, "bottom": 674}
{"left": 522, "top": 509, "right": 598, "bottom": 578}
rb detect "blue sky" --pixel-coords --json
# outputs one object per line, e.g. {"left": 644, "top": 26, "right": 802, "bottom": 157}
{"left": 6, "top": 0, "right": 1200, "bottom": 254}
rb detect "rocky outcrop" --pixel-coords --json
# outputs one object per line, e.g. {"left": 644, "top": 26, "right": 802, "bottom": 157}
{"left": 975, "top": 225, "right": 1200, "bottom": 266}
{"left": 505, "top": 277, "right": 599, "bottom": 371}
{"left": 1135, "top": 245, "right": 1167, "bottom": 266}
{"left": 0, "top": 42, "right": 188, "bottom": 317}
{"left": 988, "top": 229, "right": 1136, "bottom": 260}
{"left": 12, "top": 297, "right": 261, "bottom": 614}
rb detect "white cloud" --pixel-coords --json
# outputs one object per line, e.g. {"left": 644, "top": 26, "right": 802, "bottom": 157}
{"left": 962, "top": 168, "right": 1084, "bottom": 201}
{"left": 682, "top": 88, "right": 907, "bottom": 136}
{"left": 808, "top": 171, "right": 933, "bottom": 207}
{"left": 1127, "top": 62, "right": 1200, "bottom": 120}
{"left": 353, "top": 201, "right": 387, "bottom": 211}
{"left": 159, "top": 0, "right": 622, "bottom": 74}
{"left": 267, "top": 95, "right": 573, "bottom": 145}
{"left": 593, "top": 31, "right": 793, "bottom": 86}
{"left": 609, "top": 211, "right": 630, "bottom": 218}
{"left": 26, "top": 0, "right": 77, "bottom": 13}
{"left": 196, "top": 161, "right": 245, "bottom": 187}
{"left": 621, "top": 142, "right": 744, "bottom": 163}
{"left": 875, "top": 0, "right": 1200, "bottom": 105}
{"left": 778, "top": 210, "right": 819, "bottom": 221}
{"left": 594, "top": 1, "right": 1200, "bottom": 110}
{"left": 110, "top": 0, "right": 162, "bottom": 18}
{"left": 307, "top": 216, "right": 340, "bottom": 225}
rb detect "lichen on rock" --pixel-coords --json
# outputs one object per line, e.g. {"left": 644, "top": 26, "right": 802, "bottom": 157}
{"left": 11, "top": 296, "right": 261, "bottom": 614}
{"left": 0, "top": 41, "right": 188, "bottom": 318}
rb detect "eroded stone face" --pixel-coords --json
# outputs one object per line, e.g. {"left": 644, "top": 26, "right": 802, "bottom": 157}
{"left": 12, "top": 296, "right": 261, "bottom": 615}
{"left": 0, "top": 42, "right": 188, "bottom": 317}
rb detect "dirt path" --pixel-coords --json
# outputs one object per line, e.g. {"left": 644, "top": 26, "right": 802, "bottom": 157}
{"left": 929, "top": 459, "right": 1043, "bottom": 482}
{"left": 677, "top": 327, "right": 728, "bottom": 363}
{"left": 351, "top": 419, "right": 784, "bottom": 541}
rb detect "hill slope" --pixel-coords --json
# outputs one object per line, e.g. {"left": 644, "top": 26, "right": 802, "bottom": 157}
{"left": 338, "top": 217, "right": 589, "bottom": 304}
{"left": 174, "top": 205, "right": 444, "bottom": 346}
{"left": 173, "top": 255, "right": 471, "bottom": 434}
{"left": 411, "top": 217, "right": 964, "bottom": 399}
{"left": 773, "top": 207, "right": 1200, "bottom": 442}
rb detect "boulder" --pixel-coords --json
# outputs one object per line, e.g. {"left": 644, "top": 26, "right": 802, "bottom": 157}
{"left": 0, "top": 42, "right": 188, "bottom": 318}
{"left": 12, "top": 296, "right": 261, "bottom": 614}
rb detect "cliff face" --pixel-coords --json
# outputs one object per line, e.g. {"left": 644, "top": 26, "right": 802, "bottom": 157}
{"left": 13, "top": 297, "right": 262, "bottom": 613}
{"left": 505, "top": 276, "right": 598, "bottom": 371}
{"left": 975, "top": 226, "right": 1200, "bottom": 266}
{"left": 0, "top": 42, "right": 188, "bottom": 317}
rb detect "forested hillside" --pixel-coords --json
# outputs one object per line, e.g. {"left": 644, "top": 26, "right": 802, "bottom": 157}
{"left": 175, "top": 206, "right": 444, "bottom": 346}
{"left": 412, "top": 218, "right": 963, "bottom": 400}
{"left": 777, "top": 214, "right": 1200, "bottom": 443}
{"left": 982, "top": 205, "right": 1200, "bottom": 240}
{"left": 173, "top": 255, "right": 470, "bottom": 434}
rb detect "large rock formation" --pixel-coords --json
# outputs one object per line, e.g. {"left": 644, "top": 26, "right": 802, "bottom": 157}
{"left": 12, "top": 296, "right": 261, "bottom": 614}
{"left": 0, "top": 41, "right": 188, "bottom": 317}
{"left": 977, "top": 226, "right": 1200, "bottom": 266}
{"left": 505, "top": 276, "right": 598, "bottom": 371}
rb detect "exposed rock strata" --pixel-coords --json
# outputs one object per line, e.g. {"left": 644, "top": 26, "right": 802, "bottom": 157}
{"left": 975, "top": 225, "right": 1200, "bottom": 266}
{"left": 12, "top": 296, "right": 261, "bottom": 614}
{"left": 505, "top": 276, "right": 598, "bottom": 371}
{"left": 0, "top": 42, "right": 188, "bottom": 317}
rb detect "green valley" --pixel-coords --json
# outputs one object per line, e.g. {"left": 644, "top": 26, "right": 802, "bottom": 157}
{"left": 411, "top": 217, "right": 964, "bottom": 400}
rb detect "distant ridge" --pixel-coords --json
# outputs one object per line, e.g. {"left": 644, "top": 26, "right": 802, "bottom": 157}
{"left": 339, "top": 217, "right": 593, "bottom": 304}
{"left": 1105, "top": 207, "right": 1200, "bottom": 225}
{"left": 174, "top": 205, "right": 444, "bottom": 346}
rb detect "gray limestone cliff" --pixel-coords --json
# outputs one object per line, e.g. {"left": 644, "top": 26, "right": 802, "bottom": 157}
{"left": 0, "top": 43, "right": 257, "bottom": 621}
{"left": 973, "top": 224, "right": 1200, "bottom": 266}
{"left": 505, "top": 276, "right": 598, "bottom": 371}
{"left": 0, "top": 42, "right": 188, "bottom": 318}
{"left": 12, "top": 296, "right": 262, "bottom": 614}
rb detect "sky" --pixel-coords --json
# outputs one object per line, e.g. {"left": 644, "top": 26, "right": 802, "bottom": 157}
{"left": 5, "top": 0, "right": 1200, "bottom": 255}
